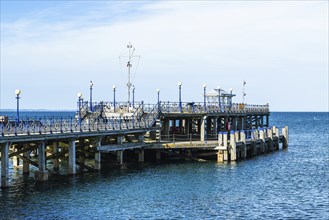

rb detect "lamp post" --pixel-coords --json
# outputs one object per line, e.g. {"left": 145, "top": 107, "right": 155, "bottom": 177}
{"left": 15, "top": 89, "right": 21, "bottom": 123}
{"left": 230, "top": 88, "right": 233, "bottom": 108}
{"left": 203, "top": 84, "right": 207, "bottom": 111}
{"left": 157, "top": 89, "right": 160, "bottom": 104}
{"left": 89, "top": 81, "right": 93, "bottom": 112}
{"left": 178, "top": 82, "right": 182, "bottom": 112}
{"left": 132, "top": 85, "right": 135, "bottom": 108}
{"left": 77, "top": 92, "right": 82, "bottom": 124}
{"left": 113, "top": 85, "right": 116, "bottom": 112}
{"left": 218, "top": 86, "right": 221, "bottom": 109}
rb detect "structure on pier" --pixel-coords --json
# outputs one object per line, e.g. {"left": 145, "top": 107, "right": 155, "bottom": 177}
{"left": 0, "top": 43, "right": 287, "bottom": 188}
{"left": 0, "top": 95, "right": 288, "bottom": 188}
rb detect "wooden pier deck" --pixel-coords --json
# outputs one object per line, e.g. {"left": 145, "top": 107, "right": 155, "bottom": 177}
{"left": 0, "top": 101, "right": 288, "bottom": 188}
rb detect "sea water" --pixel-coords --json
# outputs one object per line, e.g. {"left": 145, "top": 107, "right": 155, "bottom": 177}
{"left": 0, "top": 112, "right": 328, "bottom": 219}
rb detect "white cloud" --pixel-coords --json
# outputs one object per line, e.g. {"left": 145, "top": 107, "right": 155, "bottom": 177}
{"left": 1, "top": 1, "right": 328, "bottom": 111}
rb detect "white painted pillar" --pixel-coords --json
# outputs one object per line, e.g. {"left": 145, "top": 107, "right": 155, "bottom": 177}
{"left": 230, "top": 131, "right": 237, "bottom": 161}
{"left": 68, "top": 140, "right": 76, "bottom": 174}
{"left": 223, "top": 132, "right": 228, "bottom": 161}
{"left": 1, "top": 142, "right": 9, "bottom": 188}
{"left": 200, "top": 116, "right": 207, "bottom": 142}
{"left": 259, "top": 129, "right": 265, "bottom": 154}
{"left": 95, "top": 141, "right": 101, "bottom": 170}
{"left": 268, "top": 128, "right": 273, "bottom": 152}
{"left": 282, "top": 126, "right": 289, "bottom": 148}
{"left": 13, "top": 148, "right": 19, "bottom": 168}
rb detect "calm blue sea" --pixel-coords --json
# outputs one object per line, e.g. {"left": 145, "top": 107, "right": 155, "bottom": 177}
{"left": 0, "top": 112, "right": 328, "bottom": 219}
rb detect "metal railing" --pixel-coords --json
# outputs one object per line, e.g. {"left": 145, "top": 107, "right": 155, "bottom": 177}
{"left": 0, "top": 115, "right": 151, "bottom": 137}
{"left": 159, "top": 102, "right": 269, "bottom": 114}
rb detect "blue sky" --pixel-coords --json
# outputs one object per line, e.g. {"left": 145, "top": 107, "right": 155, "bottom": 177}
{"left": 0, "top": 0, "right": 328, "bottom": 111}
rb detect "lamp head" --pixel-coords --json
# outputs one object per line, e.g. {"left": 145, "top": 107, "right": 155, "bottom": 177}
{"left": 230, "top": 88, "right": 233, "bottom": 92}
{"left": 90, "top": 81, "right": 93, "bottom": 88}
{"left": 15, "top": 89, "right": 21, "bottom": 96}
{"left": 178, "top": 82, "right": 182, "bottom": 86}
{"left": 203, "top": 84, "right": 207, "bottom": 88}
{"left": 77, "top": 92, "right": 82, "bottom": 98}
{"left": 113, "top": 85, "right": 116, "bottom": 90}
{"left": 157, "top": 89, "right": 160, "bottom": 93}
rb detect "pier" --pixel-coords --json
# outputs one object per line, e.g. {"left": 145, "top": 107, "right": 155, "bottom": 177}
{"left": 0, "top": 95, "right": 288, "bottom": 188}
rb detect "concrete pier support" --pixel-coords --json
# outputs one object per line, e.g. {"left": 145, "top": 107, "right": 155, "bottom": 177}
{"left": 1, "top": 142, "right": 9, "bottom": 188}
{"left": 200, "top": 116, "right": 207, "bottom": 142}
{"left": 268, "top": 128, "right": 273, "bottom": 152}
{"left": 13, "top": 148, "right": 20, "bottom": 167}
{"left": 95, "top": 142, "right": 101, "bottom": 170}
{"left": 240, "top": 130, "right": 247, "bottom": 159}
{"left": 275, "top": 127, "right": 280, "bottom": 150}
{"left": 223, "top": 132, "right": 228, "bottom": 161}
{"left": 23, "top": 145, "right": 30, "bottom": 174}
{"left": 52, "top": 142, "right": 59, "bottom": 171}
{"left": 68, "top": 140, "right": 76, "bottom": 174}
{"left": 117, "top": 151, "right": 123, "bottom": 165}
{"left": 138, "top": 149, "right": 144, "bottom": 163}
{"left": 35, "top": 142, "right": 49, "bottom": 181}
{"left": 230, "top": 131, "right": 237, "bottom": 161}
{"left": 259, "top": 129, "right": 265, "bottom": 154}
{"left": 252, "top": 130, "right": 257, "bottom": 156}
{"left": 282, "top": 126, "right": 289, "bottom": 148}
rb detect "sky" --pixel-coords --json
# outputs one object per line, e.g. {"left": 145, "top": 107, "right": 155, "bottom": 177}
{"left": 0, "top": 0, "right": 328, "bottom": 111}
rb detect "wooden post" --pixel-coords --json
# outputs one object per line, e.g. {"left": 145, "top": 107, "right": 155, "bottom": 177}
{"left": 1, "top": 142, "right": 9, "bottom": 188}
{"left": 282, "top": 126, "right": 289, "bottom": 148}
{"left": 117, "top": 150, "right": 124, "bottom": 165}
{"left": 230, "top": 130, "right": 237, "bottom": 161}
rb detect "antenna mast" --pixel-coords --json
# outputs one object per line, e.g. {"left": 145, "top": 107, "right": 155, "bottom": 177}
{"left": 242, "top": 80, "right": 246, "bottom": 103}
{"left": 127, "top": 42, "right": 134, "bottom": 108}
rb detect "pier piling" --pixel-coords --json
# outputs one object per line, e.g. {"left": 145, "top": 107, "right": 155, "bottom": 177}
{"left": 1, "top": 142, "right": 9, "bottom": 188}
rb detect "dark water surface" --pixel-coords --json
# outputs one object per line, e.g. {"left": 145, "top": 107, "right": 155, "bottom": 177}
{"left": 1, "top": 112, "right": 328, "bottom": 219}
